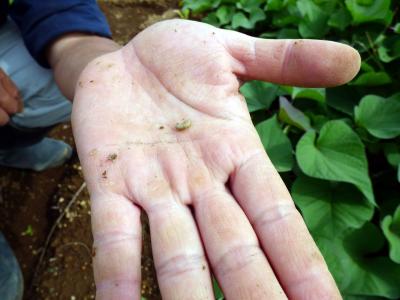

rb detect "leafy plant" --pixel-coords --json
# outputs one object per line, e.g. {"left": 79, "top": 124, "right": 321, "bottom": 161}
{"left": 181, "top": 0, "right": 400, "bottom": 299}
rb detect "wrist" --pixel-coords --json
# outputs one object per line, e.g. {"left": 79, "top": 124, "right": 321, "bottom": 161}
{"left": 48, "top": 34, "right": 121, "bottom": 100}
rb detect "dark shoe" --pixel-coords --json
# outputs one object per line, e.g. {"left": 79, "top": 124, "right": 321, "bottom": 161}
{"left": 0, "top": 232, "right": 23, "bottom": 300}
{"left": 0, "top": 137, "right": 72, "bottom": 171}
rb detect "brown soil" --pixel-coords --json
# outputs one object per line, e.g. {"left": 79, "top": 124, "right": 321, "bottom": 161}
{"left": 0, "top": 1, "right": 179, "bottom": 299}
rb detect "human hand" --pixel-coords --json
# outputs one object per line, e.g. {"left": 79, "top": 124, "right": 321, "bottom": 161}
{"left": 72, "top": 20, "right": 360, "bottom": 300}
{"left": 0, "top": 69, "right": 23, "bottom": 126}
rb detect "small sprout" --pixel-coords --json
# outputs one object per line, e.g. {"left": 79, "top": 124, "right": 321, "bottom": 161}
{"left": 101, "top": 170, "right": 107, "bottom": 179}
{"left": 107, "top": 153, "right": 118, "bottom": 161}
{"left": 92, "top": 247, "right": 96, "bottom": 257}
{"left": 175, "top": 119, "right": 192, "bottom": 131}
{"left": 21, "top": 225, "right": 34, "bottom": 237}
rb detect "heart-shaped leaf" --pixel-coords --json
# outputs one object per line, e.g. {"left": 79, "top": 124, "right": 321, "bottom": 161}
{"left": 240, "top": 81, "right": 283, "bottom": 112}
{"left": 296, "top": 120, "right": 374, "bottom": 204}
{"left": 292, "top": 176, "right": 374, "bottom": 237}
{"left": 355, "top": 95, "right": 400, "bottom": 139}
{"left": 315, "top": 223, "right": 400, "bottom": 298}
{"left": 345, "top": 0, "right": 392, "bottom": 24}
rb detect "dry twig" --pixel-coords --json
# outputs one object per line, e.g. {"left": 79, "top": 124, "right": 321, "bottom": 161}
{"left": 30, "top": 181, "right": 87, "bottom": 289}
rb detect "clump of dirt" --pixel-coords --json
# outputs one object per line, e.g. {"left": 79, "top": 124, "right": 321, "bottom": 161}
{"left": 0, "top": 1, "right": 179, "bottom": 299}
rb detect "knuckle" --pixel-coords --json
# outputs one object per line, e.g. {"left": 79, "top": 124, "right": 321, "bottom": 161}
{"left": 214, "top": 244, "right": 263, "bottom": 277}
{"left": 253, "top": 202, "right": 300, "bottom": 229}
{"left": 93, "top": 231, "right": 141, "bottom": 249}
{"left": 156, "top": 253, "right": 208, "bottom": 279}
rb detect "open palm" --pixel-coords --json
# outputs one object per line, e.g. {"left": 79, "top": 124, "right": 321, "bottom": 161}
{"left": 72, "top": 20, "right": 360, "bottom": 300}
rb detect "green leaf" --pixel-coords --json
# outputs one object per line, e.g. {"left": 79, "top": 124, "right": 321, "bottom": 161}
{"left": 297, "top": 0, "right": 329, "bottom": 38}
{"left": 216, "top": 6, "right": 236, "bottom": 25}
{"left": 383, "top": 143, "right": 400, "bottom": 167}
{"left": 277, "top": 28, "right": 300, "bottom": 39}
{"left": 248, "top": 7, "right": 266, "bottom": 25}
{"left": 328, "top": 7, "right": 352, "bottom": 30}
{"left": 355, "top": 95, "right": 400, "bottom": 139}
{"left": 308, "top": 113, "right": 330, "bottom": 131}
{"left": 278, "top": 97, "right": 312, "bottom": 131}
{"left": 326, "top": 86, "right": 361, "bottom": 116}
{"left": 292, "top": 87, "right": 325, "bottom": 103}
{"left": 296, "top": 0, "right": 323, "bottom": 21}
{"left": 213, "top": 277, "right": 224, "bottom": 300}
{"left": 377, "top": 36, "right": 400, "bottom": 62}
{"left": 345, "top": 0, "right": 392, "bottom": 24}
{"left": 388, "top": 93, "right": 400, "bottom": 102}
{"left": 315, "top": 223, "right": 400, "bottom": 298}
{"left": 398, "top": 165, "right": 400, "bottom": 183}
{"left": 231, "top": 12, "right": 253, "bottom": 29}
{"left": 256, "top": 115, "right": 294, "bottom": 172}
{"left": 272, "top": 11, "right": 300, "bottom": 27}
{"left": 231, "top": 7, "right": 265, "bottom": 29}
{"left": 182, "top": 0, "right": 221, "bottom": 13}
{"left": 296, "top": 120, "right": 375, "bottom": 204}
{"left": 202, "top": 12, "right": 221, "bottom": 27}
{"left": 292, "top": 176, "right": 374, "bottom": 237}
{"left": 381, "top": 206, "right": 400, "bottom": 264}
{"left": 342, "top": 223, "right": 400, "bottom": 298}
{"left": 361, "top": 61, "right": 375, "bottom": 72}
{"left": 265, "top": 0, "right": 284, "bottom": 11}
{"left": 394, "top": 23, "right": 400, "bottom": 34}
{"left": 240, "top": 81, "right": 280, "bottom": 112}
{"left": 236, "top": 0, "right": 263, "bottom": 13}
{"left": 350, "top": 71, "right": 392, "bottom": 86}
{"left": 344, "top": 296, "right": 389, "bottom": 300}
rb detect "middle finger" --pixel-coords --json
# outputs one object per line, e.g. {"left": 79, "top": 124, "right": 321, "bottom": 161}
{"left": 144, "top": 193, "right": 214, "bottom": 299}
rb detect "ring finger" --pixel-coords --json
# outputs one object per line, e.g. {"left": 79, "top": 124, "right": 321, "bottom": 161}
{"left": 194, "top": 184, "right": 286, "bottom": 299}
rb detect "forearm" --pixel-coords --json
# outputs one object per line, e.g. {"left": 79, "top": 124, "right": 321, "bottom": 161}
{"left": 48, "top": 34, "right": 121, "bottom": 100}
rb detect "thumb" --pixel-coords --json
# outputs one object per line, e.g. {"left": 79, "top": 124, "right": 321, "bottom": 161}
{"left": 222, "top": 29, "right": 361, "bottom": 87}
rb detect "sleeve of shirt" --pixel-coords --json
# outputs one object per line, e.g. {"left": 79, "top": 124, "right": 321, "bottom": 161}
{"left": 9, "top": 0, "right": 112, "bottom": 67}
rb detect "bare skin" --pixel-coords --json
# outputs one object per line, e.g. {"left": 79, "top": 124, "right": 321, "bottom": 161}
{"left": 70, "top": 20, "right": 360, "bottom": 300}
{"left": 0, "top": 68, "right": 23, "bottom": 125}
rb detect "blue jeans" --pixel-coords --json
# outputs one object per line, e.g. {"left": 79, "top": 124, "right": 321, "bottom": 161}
{"left": 0, "top": 232, "right": 23, "bottom": 300}
{"left": 0, "top": 18, "right": 72, "bottom": 149}
{"left": 0, "top": 19, "right": 73, "bottom": 298}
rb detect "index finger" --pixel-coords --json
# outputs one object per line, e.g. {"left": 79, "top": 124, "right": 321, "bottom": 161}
{"left": 223, "top": 30, "right": 360, "bottom": 87}
{"left": 230, "top": 149, "right": 341, "bottom": 299}
{"left": 90, "top": 192, "right": 142, "bottom": 300}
